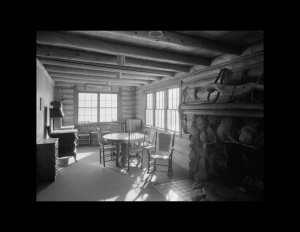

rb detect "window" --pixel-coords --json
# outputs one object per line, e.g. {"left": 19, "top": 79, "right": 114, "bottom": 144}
{"left": 99, "top": 93, "right": 118, "bottom": 122}
{"left": 78, "top": 92, "right": 118, "bottom": 123}
{"left": 146, "top": 93, "right": 153, "bottom": 126}
{"left": 155, "top": 91, "right": 164, "bottom": 129}
{"left": 167, "top": 88, "right": 179, "bottom": 132}
{"left": 145, "top": 87, "right": 180, "bottom": 133}
{"left": 78, "top": 93, "right": 98, "bottom": 122}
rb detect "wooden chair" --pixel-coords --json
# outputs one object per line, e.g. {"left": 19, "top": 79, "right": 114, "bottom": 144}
{"left": 77, "top": 121, "right": 90, "bottom": 146}
{"left": 147, "top": 132, "right": 175, "bottom": 176}
{"left": 122, "top": 130, "right": 146, "bottom": 171}
{"left": 111, "top": 121, "right": 125, "bottom": 133}
{"left": 110, "top": 121, "right": 125, "bottom": 150}
{"left": 96, "top": 128, "right": 116, "bottom": 167}
{"left": 142, "top": 127, "right": 157, "bottom": 154}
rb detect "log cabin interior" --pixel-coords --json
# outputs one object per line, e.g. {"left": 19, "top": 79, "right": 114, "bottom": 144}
{"left": 36, "top": 31, "right": 264, "bottom": 201}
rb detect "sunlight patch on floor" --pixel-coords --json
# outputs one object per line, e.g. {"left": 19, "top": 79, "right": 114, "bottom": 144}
{"left": 76, "top": 152, "right": 95, "bottom": 160}
{"left": 134, "top": 194, "right": 149, "bottom": 201}
{"left": 124, "top": 174, "right": 147, "bottom": 201}
{"left": 165, "top": 189, "right": 179, "bottom": 201}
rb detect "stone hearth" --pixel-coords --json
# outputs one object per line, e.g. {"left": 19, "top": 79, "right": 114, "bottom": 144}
{"left": 188, "top": 115, "right": 264, "bottom": 201}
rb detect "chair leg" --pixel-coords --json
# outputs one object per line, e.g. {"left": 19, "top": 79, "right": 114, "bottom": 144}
{"left": 141, "top": 149, "right": 143, "bottom": 169}
{"left": 168, "top": 158, "right": 172, "bottom": 176}
{"left": 99, "top": 148, "right": 102, "bottom": 163}
{"left": 147, "top": 150, "right": 151, "bottom": 173}
{"left": 103, "top": 151, "right": 106, "bottom": 167}
{"left": 127, "top": 151, "right": 130, "bottom": 171}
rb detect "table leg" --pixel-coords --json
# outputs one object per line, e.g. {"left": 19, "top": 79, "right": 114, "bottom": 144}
{"left": 116, "top": 143, "right": 120, "bottom": 167}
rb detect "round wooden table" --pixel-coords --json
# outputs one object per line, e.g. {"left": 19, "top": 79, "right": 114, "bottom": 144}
{"left": 103, "top": 132, "right": 145, "bottom": 167}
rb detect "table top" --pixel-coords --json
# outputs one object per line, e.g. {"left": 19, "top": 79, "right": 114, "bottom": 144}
{"left": 103, "top": 133, "right": 144, "bottom": 143}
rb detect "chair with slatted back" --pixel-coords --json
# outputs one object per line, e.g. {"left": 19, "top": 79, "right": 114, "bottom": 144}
{"left": 110, "top": 121, "right": 125, "bottom": 150}
{"left": 147, "top": 132, "right": 175, "bottom": 176}
{"left": 77, "top": 121, "right": 90, "bottom": 146}
{"left": 96, "top": 128, "right": 117, "bottom": 167}
{"left": 142, "top": 126, "right": 157, "bottom": 155}
{"left": 121, "top": 130, "right": 146, "bottom": 171}
{"left": 111, "top": 121, "right": 125, "bottom": 133}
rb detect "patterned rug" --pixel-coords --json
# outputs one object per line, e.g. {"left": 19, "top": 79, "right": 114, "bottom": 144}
{"left": 152, "top": 178, "right": 194, "bottom": 201}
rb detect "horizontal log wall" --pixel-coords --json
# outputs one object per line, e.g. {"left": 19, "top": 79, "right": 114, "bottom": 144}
{"left": 121, "top": 86, "right": 136, "bottom": 125}
{"left": 54, "top": 83, "right": 75, "bottom": 126}
{"left": 134, "top": 41, "right": 264, "bottom": 171}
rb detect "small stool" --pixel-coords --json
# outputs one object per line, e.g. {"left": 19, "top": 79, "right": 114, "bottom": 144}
{"left": 77, "top": 133, "right": 90, "bottom": 146}
{"left": 57, "top": 156, "right": 71, "bottom": 167}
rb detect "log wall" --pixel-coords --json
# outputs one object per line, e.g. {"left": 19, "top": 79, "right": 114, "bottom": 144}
{"left": 53, "top": 83, "right": 136, "bottom": 131}
{"left": 135, "top": 41, "right": 264, "bottom": 171}
{"left": 54, "top": 83, "right": 75, "bottom": 126}
{"left": 120, "top": 86, "right": 136, "bottom": 124}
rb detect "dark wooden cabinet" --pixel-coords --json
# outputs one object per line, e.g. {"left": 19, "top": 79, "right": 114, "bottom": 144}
{"left": 36, "top": 138, "right": 58, "bottom": 183}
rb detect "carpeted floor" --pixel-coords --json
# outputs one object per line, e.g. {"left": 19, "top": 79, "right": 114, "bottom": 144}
{"left": 36, "top": 146, "right": 189, "bottom": 201}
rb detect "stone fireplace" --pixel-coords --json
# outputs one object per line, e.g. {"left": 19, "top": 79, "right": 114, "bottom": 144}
{"left": 187, "top": 114, "right": 264, "bottom": 201}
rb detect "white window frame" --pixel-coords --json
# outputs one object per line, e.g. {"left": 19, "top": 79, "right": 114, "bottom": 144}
{"left": 144, "top": 84, "right": 181, "bottom": 134}
{"left": 77, "top": 91, "right": 119, "bottom": 124}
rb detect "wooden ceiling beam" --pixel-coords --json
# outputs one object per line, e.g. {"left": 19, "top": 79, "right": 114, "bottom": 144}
{"left": 125, "top": 57, "right": 191, "bottom": 73}
{"left": 38, "top": 58, "right": 175, "bottom": 77}
{"left": 37, "top": 45, "right": 191, "bottom": 73}
{"left": 48, "top": 72, "right": 152, "bottom": 85}
{"left": 52, "top": 78, "right": 142, "bottom": 86}
{"left": 121, "top": 73, "right": 161, "bottom": 81}
{"left": 37, "top": 31, "right": 210, "bottom": 66}
{"left": 43, "top": 64, "right": 117, "bottom": 77}
{"left": 105, "top": 31, "right": 242, "bottom": 56}
{"left": 43, "top": 63, "right": 161, "bottom": 80}
{"left": 37, "top": 45, "right": 117, "bottom": 65}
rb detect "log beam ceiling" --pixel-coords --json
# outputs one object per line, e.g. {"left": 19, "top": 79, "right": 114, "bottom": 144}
{"left": 48, "top": 72, "right": 152, "bottom": 85}
{"left": 37, "top": 31, "right": 211, "bottom": 66}
{"left": 36, "top": 45, "right": 191, "bottom": 73}
{"left": 36, "top": 31, "right": 248, "bottom": 87}
{"left": 103, "top": 31, "right": 242, "bottom": 56}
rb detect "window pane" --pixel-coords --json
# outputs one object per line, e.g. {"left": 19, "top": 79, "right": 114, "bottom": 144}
{"left": 112, "top": 94, "right": 117, "bottom": 101}
{"left": 100, "top": 101, "right": 105, "bottom": 107}
{"left": 85, "top": 101, "right": 91, "bottom": 107}
{"left": 78, "top": 116, "right": 84, "bottom": 121}
{"left": 112, "top": 101, "right": 117, "bottom": 107}
{"left": 85, "top": 94, "right": 91, "bottom": 100}
{"left": 85, "top": 108, "right": 91, "bottom": 115}
{"left": 92, "top": 94, "right": 97, "bottom": 100}
{"left": 85, "top": 115, "right": 91, "bottom": 122}
{"left": 79, "top": 108, "right": 84, "bottom": 115}
{"left": 79, "top": 101, "right": 84, "bottom": 107}
{"left": 100, "top": 108, "right": 105, "bottom": 116}
{"left": 79, "top": 93, "right": 84, "bottom": 100}
{"left": 100, "top": 94, "right": 105, "bottom": 100}
{"left": 92, "top": 101, "right": 97, "bottom": 107}
{"left": 92, "top": 108, "right": 97, "bottom": 115}
{"left": 92, "top": 116, "right": 97, "bottom": 122}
